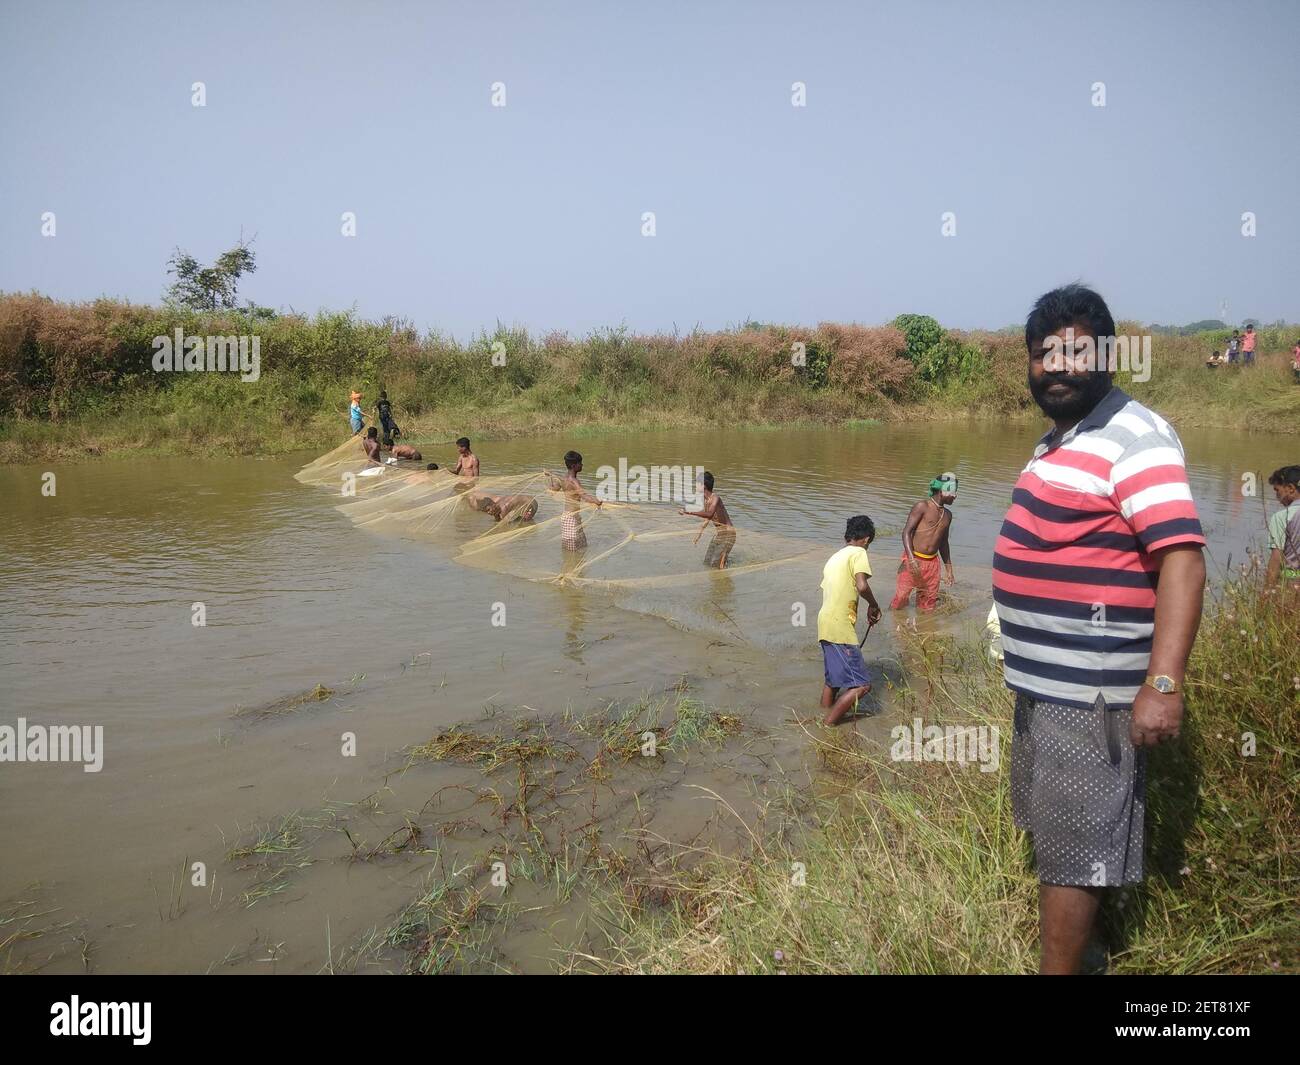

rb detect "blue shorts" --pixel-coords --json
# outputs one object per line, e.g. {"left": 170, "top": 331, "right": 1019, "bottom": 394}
{"left": 820, "top": 640, "right": 870, "bottom": 689}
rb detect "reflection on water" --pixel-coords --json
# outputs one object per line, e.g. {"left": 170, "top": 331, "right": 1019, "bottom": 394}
{"left": 1, "top": 419, "right": 1288, "bottom": 744}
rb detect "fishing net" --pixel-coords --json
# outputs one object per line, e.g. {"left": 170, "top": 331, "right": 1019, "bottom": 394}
{"left": 296, "top": 438, "right": 829, "bottom": 649}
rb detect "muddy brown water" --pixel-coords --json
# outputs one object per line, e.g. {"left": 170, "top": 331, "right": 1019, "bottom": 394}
{"left": 0, "top": 422, "right": 1292, "bottom": 973}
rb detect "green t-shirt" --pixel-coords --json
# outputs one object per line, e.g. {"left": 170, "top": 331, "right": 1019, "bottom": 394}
{"left": 1268, "top": 500, "right": 1300, "bottom": 551}
{"left": 1269, "top": 500, "right": 1300, "bottom": 572}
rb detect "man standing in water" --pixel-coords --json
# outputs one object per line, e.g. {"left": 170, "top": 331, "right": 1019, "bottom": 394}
{"left": 678, "top": 470, "right": 736, "bottom": 569}
{"left": 995, "top": 284, "right": 1206, "bottom": 975}
{"left": 361, "top": 426, "right": 384, "bottom": 465}
{"left": 554, "top": 450, "right": 602, "bottom": 550}
{"left": 451, "top": 437, "right": 480, "bottom": 478}
{"left": 818, "top": 515, "right": 882, "bottom": 726}
{"left": 890, "top": 473, "right": 957, "bottom": 611}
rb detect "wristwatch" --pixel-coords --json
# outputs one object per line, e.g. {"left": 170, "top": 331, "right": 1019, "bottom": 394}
{"left": 1144, "top": 674, "right": 1180, "bottom": 694}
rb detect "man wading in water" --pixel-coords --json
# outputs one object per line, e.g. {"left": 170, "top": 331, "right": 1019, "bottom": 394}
{"left": 994, "top": 283, "right": 1206, "bottom": 975}
{"left": 678, "top": 470, "right": 736, "bottom": 569}
{"left": 891, "top": 473, "right": 957, "bottom": 611}
{"left": 547, "top": 450, "right": 602, "bottom": 551}
{"left": 817, "top": 515, "right": 883, "bottom": 726}
{"left": 451, "top": 437, "right": 480, "bottom": 478}
{"left": 361, "top": 426, "right": 384, "bottom": 465}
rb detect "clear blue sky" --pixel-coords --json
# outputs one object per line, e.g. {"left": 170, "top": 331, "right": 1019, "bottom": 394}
{"left": 2, "top": 0, "right": 1296, "bottom": 337}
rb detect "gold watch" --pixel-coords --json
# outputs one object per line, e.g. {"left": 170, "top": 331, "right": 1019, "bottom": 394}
{"left": 1144, "top": 674, "right": 1180, "bottom": 695}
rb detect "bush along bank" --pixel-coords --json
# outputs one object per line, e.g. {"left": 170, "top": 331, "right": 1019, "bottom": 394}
{"left": 1, "top": 292, "right": 1295, "bottom": 461}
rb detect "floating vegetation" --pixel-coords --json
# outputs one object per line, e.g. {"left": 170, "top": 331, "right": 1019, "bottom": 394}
{"left": 0, "top": 887, "right": 84, "bottom": 974}
{"left": 226, "top": 811, "right": 336, "bottom": 908}
{"left": 233, "top": 682, "right": 336, "bottom": 720}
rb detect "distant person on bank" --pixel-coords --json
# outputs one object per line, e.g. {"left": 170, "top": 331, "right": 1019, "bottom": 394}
{"left": 1241, "top": 325, "right": 1256, "bottom": 365}
{"left": 993, "top": 283, "right": 1206, "bottom": 975}
{"left": 374, "top": 390, "right": 401, "bottom": 445}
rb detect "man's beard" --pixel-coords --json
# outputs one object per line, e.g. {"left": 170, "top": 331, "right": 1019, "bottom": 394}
{"left": 1028, "top": 370, "right": 1112, "bottom": 421}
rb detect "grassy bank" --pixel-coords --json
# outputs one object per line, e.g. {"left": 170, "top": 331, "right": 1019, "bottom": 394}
{"left": 1, "top": 294, "right": 1296, "bottom": 463}
{"left": 574, "top": 578, "right": 1298, "bottom": 974}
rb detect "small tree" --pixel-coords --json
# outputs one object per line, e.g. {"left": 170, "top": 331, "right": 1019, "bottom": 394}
{"left": 165, "top": 239, "right": 257, "bottom": 311}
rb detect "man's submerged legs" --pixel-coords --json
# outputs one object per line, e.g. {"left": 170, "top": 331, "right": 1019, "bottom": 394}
{"left": 916, "top": 556, "right": 942, "bottom": 610}
{"left": 891, "top": 558, "right": 915, "bottom": 609}
{"left": 823, "top": 683, "right": 869, "bottom": 726}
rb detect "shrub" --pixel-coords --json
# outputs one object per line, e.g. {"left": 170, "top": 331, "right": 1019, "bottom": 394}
{"left": 822, "top": 324, "right": 913, "bottom": 399}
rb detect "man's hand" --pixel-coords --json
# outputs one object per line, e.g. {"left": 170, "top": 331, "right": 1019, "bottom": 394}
{"left": 866, "top": 605, "right": 882, "bottom": 625}
{"left": 1130, "top": 685, "right": 1184, "bottom": 747}
{"left": 908, "top": 558, "right": 921, "bottom": 578}
{"left": 944, "top": 565, "right": 955, "bottom": 586}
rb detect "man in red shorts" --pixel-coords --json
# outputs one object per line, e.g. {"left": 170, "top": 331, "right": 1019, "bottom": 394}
{"left": 890, "top": 473, "right": 957, "bottom": 612}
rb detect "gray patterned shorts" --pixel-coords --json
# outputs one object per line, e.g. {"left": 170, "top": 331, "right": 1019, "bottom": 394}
{"left": 1010, "top": 693, "right": 1146, "bottom": 886}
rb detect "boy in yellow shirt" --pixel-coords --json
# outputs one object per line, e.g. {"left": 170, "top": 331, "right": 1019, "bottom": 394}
{"left": 818, "top": 515, "right": 882, "bottom": 726}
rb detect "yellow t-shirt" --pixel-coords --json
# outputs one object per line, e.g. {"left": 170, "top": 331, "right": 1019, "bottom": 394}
{"left": 817, "top": 544, "right": 872, "bottom": 644}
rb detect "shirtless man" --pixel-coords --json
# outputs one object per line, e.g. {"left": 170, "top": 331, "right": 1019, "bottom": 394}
{"left": 550, "top": 450, "right": 601, "bottom": 550}
{"left": 890, "top": 472, "right": 957, "bottom": 612}
{"left": 361, "top": 426, "right": 384, "bottom": 465}
{"left": 388, "top": 441, "right": 422, "bottom": 461}
{"left": 451, "top": 437, "right": 480, "bottom": 478}
{"left": 466, "top": 491, "right": 539, "bottom": 523}
{"left": 678, "top": 470, "right": 736, "bottom": 569}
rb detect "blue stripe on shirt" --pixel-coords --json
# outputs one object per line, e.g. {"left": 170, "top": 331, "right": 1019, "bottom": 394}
{"left": 998, "top": 517, "right": 1140, "bottom": 554}
{"left": 993, "top": 552, "right": 1159, "bottom": 589}
{"left": 999, "top": 619, "right": 1152, "bottom": 656}
{"left": 993, "top": 587, "right": 1155, "bottom": 625}
{"left": 1003, "top": 650, "right": 1148, "bottom": 689}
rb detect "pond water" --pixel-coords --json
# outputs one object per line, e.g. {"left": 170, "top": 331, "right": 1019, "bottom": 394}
{"left": 0, "top": 419, "right": 1292, "bottom": 972}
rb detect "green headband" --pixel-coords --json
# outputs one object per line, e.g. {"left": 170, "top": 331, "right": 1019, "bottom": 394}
{"left": 930, "top": 475, "right": 958, "bottom": 493}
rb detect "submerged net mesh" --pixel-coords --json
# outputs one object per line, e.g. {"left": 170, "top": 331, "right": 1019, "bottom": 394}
{"left": 296, "top": 438, "right": 834, "bottom": 649}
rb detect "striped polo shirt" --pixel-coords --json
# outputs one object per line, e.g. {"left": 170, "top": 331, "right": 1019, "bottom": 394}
{"left": 993, "top": 387, "right": 1206, "bottom": 709}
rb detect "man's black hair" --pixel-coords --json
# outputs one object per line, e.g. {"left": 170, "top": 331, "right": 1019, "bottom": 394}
{"left": 1025, "top": 283, "right": 1117, "bottom": 354}
{"left": 1267, "top": 465, "right": 1300, "bottom": 489}
{"left": 457, "top": 437, "right": 471, "bottom": 449}
{"left": 366, "top": 426, "right": 378, "bottom": 439}
{"left": 426, "top": 463, "right": 439, "bottom": 470}
{"left": 845, "top": 515, "right": 875, "bottom": 542}
{"left": 564, "top": 450, "right": 582, "bottom": 469}
{"left": 379, "top": 390, "right": 387, "bottom": 399}
{"left": 701, "top": 470, "right": 715, "bottom": 492}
